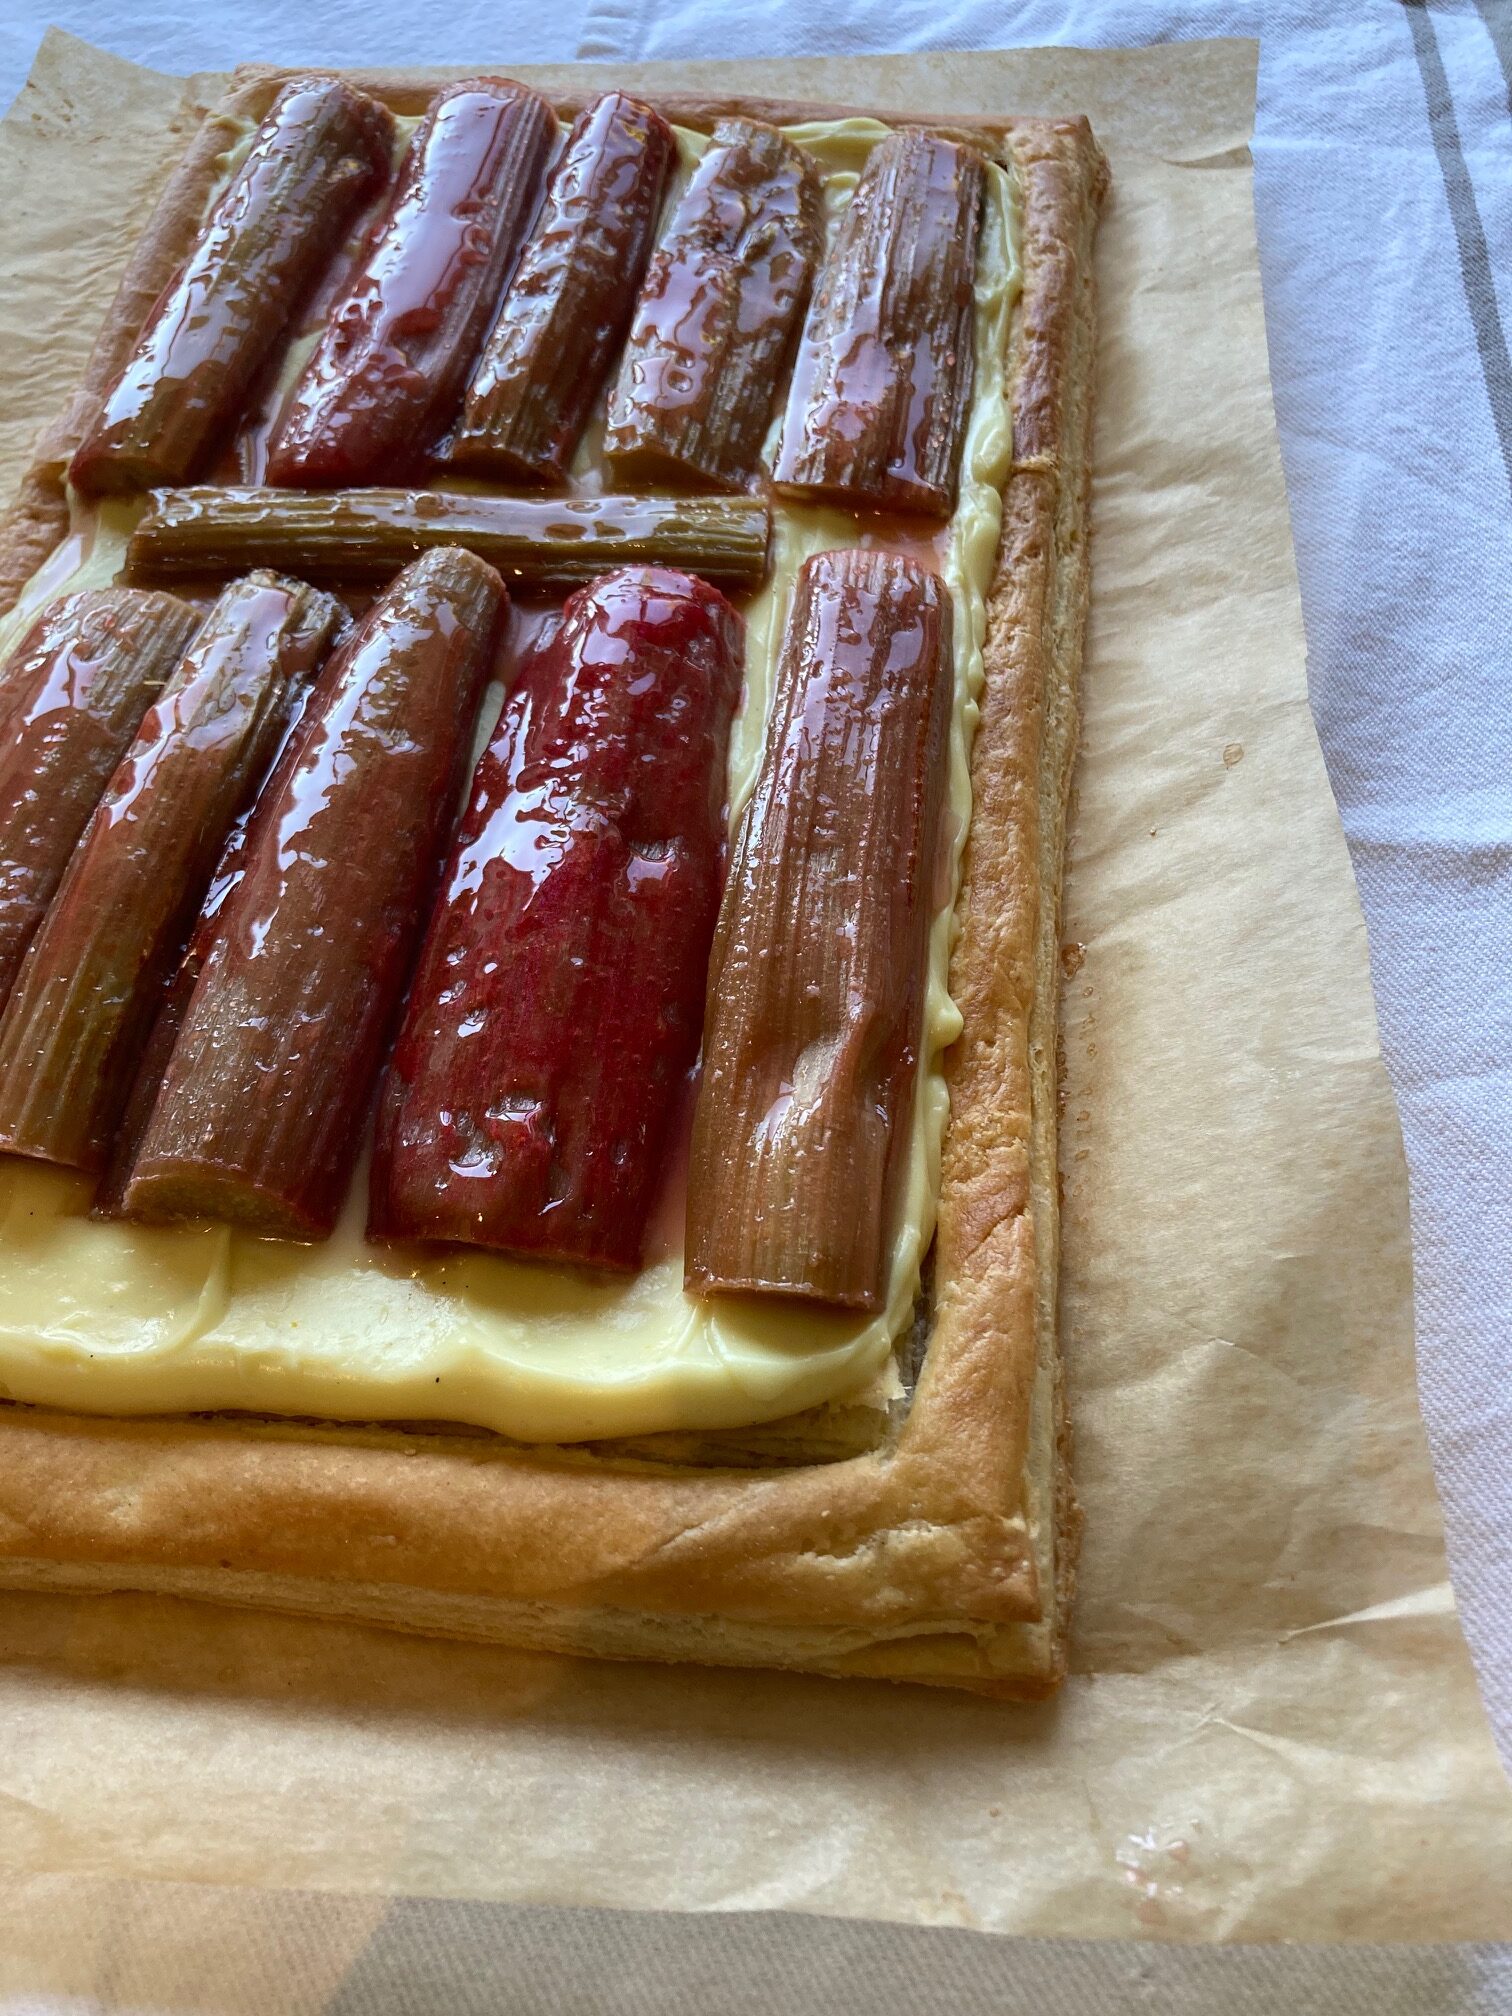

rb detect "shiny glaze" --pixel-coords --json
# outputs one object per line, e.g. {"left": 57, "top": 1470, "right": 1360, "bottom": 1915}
{"left": 685, "top": 546, "right": 952, "bottom": 1312}
{"left": 854, "top": 511, "right": 951, "bottom": 574}
{"left": 0, "top": 589, "right": 199, "bottom": 1007}
{"left": 0, "top": 576, "right": 337, "bottom": 1172}
{"left": 126, "top": 484, "right": 773, "bottom": 589}
{"left": 452, "top": 92, "right": 676, "bottom": 484}
{"left": 370, "top": 565, "right": 742, "bottom": 1270}
{"left": 227, "top": 171, "right": 398, "bottom": 486}
{"left": 93, "top": 659, "right": 329, "bottom": 1218}
{"left": 603, "top": 118, "right": 823, "bottom": 492}
{"left": 123, "top": 549, "right": 504, "bottom": 1239}
{"left": 266, "top": 81, "right": 557, "bottom": 488}
{"left": 69, "top": 80, "right": 394, "bottom": 497}
{"left": 773, "top": 131, "right": 984, "bottom": 519}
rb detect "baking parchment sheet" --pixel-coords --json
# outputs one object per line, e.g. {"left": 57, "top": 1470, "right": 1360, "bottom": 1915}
{"left": 0, "top": 28, "right": 1505, "bottom": 1948}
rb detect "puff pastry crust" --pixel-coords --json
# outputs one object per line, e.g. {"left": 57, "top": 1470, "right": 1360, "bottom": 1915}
{"left": 0, "top": 74, "right": 1107, "bottom": 1697}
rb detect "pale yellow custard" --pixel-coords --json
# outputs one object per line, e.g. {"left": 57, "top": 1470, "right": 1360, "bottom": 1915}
{"left": 0, "top": 119, "right": 1020, "bottom": 1443}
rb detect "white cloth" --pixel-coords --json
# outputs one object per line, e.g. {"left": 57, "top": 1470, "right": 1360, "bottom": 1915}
{"left": 2, "top": 0, "right": 1509, "bottom": 1797}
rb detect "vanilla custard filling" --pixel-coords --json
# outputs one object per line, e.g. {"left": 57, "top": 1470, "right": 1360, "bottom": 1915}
{"left": 0, "top": 120, "right": 1020, "bottom": 1442}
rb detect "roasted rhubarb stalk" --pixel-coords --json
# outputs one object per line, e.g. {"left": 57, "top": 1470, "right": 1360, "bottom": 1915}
{"left": 92, "top": 700, "right": 311, "bottom": 1221}
{"left": 451, "top": 92, "right": 676, "bottom": 484}
{"left": 97, "top": 625, "right": 341, "bottom": 1218}
{"left": 685, "top": 547, "right": 952, "bottom": 1312}
{"left": 0, "top": 575, "right": 339, "bottom": 1173}
{"left": 69, "top": 78, "right": 394, "bottom": 497}
{"left": 126, "top": 486, "right": 772, "bottom": 589}
{"left": 370, "top": 566, "right": 742, "bottom": 1269}
{"left": 266, "top": 80, "right": 557, "bottom": 488}
{"left": 773, "top": 130, "right": 985, "bottom": 519}
{"left": 603, "top": 118, "right": 822, "bottom": 492}
{"left": 0, "top": 589, "right": 199, "bottom": 1007}
{"left": 121, "top": 547, "right": 505, "bottom": 1239}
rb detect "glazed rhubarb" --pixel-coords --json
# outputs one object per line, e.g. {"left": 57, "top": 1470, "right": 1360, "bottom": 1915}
{"left": 0, "top": 575, "right": 338, "bottom": 1174}
{"left": 0, "top": 589, "right": 199, "bottom": 1008}
{"left": 603, "top": 118, "right": 822, "bottom": 492}
{"left": 126, "top": 486, "right": 772, "bottom": 589}
{"left": 266, "top": 80, "right": 557, "bottom": 488}
{"left": 369, "top": 566, "right": 742, "bottom": 1270}
{"left": 121, "top": 547, "right": 505, "bottom": 1239}
{"left": 685, "top": 547, "right": 952, "bottom": 1312}
{"left": 451, "top": 92, "right": 676, "bottom": 484}
{"left": 773, "top": 130, "right": 985, "bottom": 519}
{"left": 69, "top": 78, "right": 394, "bottom": 497}
{"left": 92, "top": 698, "right": 312, "bottom": 1222}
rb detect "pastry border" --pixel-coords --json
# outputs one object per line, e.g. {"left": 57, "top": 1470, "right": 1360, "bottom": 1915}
{"left": 0, "top": 76, "right": 1108, "bottom": 1698}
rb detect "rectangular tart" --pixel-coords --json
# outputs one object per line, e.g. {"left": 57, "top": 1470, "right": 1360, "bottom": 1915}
{"left": 0, "top": 70, "right": 1107, "bottom": 1697}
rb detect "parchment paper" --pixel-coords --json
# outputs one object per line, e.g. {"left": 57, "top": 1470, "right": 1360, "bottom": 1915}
{"left": 0, "top": 28, "right": 1506, "bottom": 1949}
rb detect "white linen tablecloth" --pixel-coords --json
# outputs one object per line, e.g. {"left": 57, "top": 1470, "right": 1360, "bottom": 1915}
{"left": 0, "top": 2, "right": 1508, "bottom": 2005}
